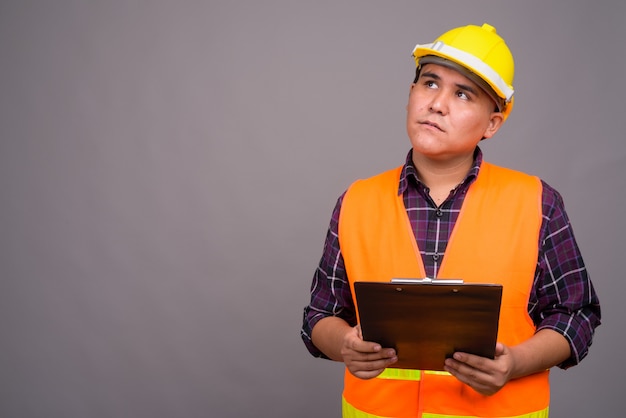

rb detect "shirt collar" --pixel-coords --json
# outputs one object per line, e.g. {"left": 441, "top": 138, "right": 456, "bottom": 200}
{"left": 398, "top": 147, "right": 483, "bottom": 196}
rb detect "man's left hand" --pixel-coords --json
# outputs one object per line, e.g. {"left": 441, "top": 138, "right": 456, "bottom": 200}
{"left": 443, "top": 342, "right": 515, "bottom": 396}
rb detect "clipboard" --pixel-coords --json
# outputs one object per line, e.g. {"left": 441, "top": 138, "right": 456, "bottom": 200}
{"left": 354, "top": 278, "right": 503, "bottom": 371}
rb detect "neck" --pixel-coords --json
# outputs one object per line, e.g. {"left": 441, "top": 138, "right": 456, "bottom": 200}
{"left": 411, "top": 152, "right": 475, "bottom": 191}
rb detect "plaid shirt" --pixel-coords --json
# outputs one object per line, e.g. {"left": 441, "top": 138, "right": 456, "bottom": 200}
{"left": 301, "top": 148, "right": 601, "bottom": 368}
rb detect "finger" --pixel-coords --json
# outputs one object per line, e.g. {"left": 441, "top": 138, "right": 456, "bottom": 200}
{"left": 353, "top": 355, "right": 397, "bottom": 370}
{"left": 344, "top": 346, "right": 397, "bottom": 364}
{"left": 494, "top": 342, "right": 507, "bottom": 357}
{"left": 348, "top": 334, "right": 395, "bottom": 355}
{"left": 358, "top": 348, "right": 397, "bottom": 362}
{"left": 445, "top": 362, "right": 490, "bottom": 393}
{"left": 344, "top": 346, "right": 397, "bottom": 367}
{"left": 351, "top": 367, "right": 387, "bottom": 380}
{"left": 343, "top": 328, "right": 379, "bottom": 352}
{"left": 348, "top": 356, "right": 398, "bottom": 379}
{"left": 348, "top": 338, "right": 382, "bottom": 354}
{"left": 445, "top": 355, "right": 490, "bottom": 381}
{"left": 451, "top": 351, "right": 490, "bottom": 371}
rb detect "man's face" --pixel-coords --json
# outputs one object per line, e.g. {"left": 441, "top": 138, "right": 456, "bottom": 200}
{"left": 406, "top": 63, "right": 503, "bottom": 163}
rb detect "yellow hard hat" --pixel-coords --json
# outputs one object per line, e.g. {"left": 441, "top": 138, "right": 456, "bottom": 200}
{"left": 412, "top": 23, "right": 515, "bottom": 120}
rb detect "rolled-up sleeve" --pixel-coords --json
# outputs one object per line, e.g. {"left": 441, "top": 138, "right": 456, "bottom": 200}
{"left": 301, "top": 193, "right": 357, "bottom": 358}
{"left": 529, "top": 181, "right": 601, "bottom": 368}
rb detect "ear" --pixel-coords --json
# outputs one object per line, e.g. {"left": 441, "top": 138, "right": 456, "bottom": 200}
{"left": 482, "top": 112, "right": 504, "bottom": 139}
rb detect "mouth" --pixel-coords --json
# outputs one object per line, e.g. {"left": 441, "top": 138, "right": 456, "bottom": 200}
{"left": 419, "top": 120, "right": 444, "bottom": 132}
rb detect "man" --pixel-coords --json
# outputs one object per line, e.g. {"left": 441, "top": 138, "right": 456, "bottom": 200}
{"left": 301, "top": 23, "right": 601, "bottom": 417}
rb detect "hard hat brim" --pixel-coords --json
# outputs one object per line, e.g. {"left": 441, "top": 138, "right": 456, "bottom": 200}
{"left": 413, "top": 42, "right": 514, "bottom": 103}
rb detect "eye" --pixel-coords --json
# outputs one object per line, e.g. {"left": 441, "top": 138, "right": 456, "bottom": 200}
{"left": 456, "top": 90, "right": 469, "bottom": 100}
{"left": 424, "top": 80, "right": 438, "bottom": 89}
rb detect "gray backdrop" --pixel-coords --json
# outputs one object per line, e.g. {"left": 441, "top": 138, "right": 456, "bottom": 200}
{"left": 1, "top": 1, "right": 623, "bottom": 417}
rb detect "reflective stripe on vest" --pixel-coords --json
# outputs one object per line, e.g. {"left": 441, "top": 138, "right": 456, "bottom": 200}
{"left": 378, "top": 368, "right": 422, "bottom": 381}
{"left": 338, "top": 162, "right": 550, "bottom": 418}
{"left": 379, "top": 369, "right": 451, "bottom": 381}
{"left": 343, "top": 397, "right": 550, "bottom": 418}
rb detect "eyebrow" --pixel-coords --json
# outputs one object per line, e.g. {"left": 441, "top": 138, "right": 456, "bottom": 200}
{"left": 420, "top": 70, "right": 480, "bottom": 97}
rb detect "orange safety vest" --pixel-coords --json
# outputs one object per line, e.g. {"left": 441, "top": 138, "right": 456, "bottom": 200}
{"left": 338, "top": 162, "right": 550, "bottom": 418}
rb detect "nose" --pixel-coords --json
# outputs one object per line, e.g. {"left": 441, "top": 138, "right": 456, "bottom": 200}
{"left": 428, "top": 90, "right": 448, "bottom": 115}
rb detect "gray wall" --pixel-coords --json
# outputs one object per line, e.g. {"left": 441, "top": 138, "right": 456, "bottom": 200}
{"left": 1, "top": 1, "right": 623, "bottom": 417}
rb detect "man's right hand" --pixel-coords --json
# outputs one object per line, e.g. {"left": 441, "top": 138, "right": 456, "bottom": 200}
{"left": 341, "top": 325, "right": 398, "bottom": 379}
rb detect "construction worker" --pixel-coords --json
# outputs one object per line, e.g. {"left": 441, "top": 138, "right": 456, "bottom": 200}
{"left": 301, "top": 23, "right": 601, "bottom": 417}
